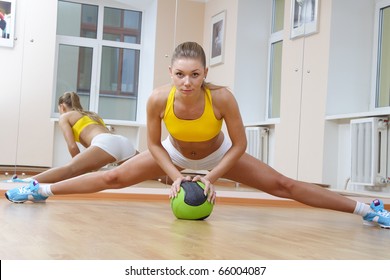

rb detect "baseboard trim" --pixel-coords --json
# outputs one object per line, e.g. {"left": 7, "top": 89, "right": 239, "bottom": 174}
{"left": 0, "top": 165, "right": 50, "bottom": 175}
{"left": 1, "top": 190, "right": 389, "bottom": 209}
{"left": 0, "top": 189, "right": 308, "bottom": 207}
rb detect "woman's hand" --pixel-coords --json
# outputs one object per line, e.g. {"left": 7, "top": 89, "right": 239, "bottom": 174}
{"left": 169, "top": 175, "right": 217, "bottom": 204}
{"left": 169, "top": 175, "right": 191, "bottom": 198}
{"left": 193, "top": 175, "right": 216, "bottom": 204}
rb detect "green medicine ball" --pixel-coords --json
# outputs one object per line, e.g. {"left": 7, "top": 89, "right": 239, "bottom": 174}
{"left": 170, "top": 181, "right": 214, "bottom": 220}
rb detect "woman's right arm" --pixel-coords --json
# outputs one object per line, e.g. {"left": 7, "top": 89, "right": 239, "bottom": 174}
{"left": 146, "top": 88, "right": 184, "bottom": 184}
{"left": 59, "top": 114, "right": 80, "bottom": 157}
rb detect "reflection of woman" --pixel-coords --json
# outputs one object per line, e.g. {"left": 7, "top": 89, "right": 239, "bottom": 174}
{"left": 0, "top": 11, "right": 7, "bottom": 38}
{"left": 13, "top": 92, "right": 137, "bottom": 183}
{"left": 5, "top": 42, "right": 390, "bottom": 230}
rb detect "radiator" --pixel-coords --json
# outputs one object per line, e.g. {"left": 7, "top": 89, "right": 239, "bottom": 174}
{"left": 350, "top": 117, "right": 388, "bottom": 186}
{"left": 245, "top": 127, "right": 269, "bottom": 163}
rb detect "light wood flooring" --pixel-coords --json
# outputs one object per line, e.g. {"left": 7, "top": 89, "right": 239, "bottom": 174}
{"left": 1, "top": 194, "right": 390, "bottom": 260}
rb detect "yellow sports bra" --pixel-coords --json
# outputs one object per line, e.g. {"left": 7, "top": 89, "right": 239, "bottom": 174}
{"left": 72, "top": 115, "right": 105, "bottom": 142}
{"left": 163, "top": 87, "right": 223, "bottom": 142}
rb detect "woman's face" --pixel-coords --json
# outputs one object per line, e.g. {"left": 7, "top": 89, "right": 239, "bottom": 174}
{"left": 169, "top": 58, "right": 208, "bottom": 95}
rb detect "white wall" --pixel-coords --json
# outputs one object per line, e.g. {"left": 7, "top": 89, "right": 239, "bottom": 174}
{"left": 234, "top": 0, "right": 272, "bottom": 124}
{"left": 326, "top": 0, "right": 375, "bottom": 116}
{"left": 203, "top": 0, "right": 238, "bottom": 90}
{"left": 175, "top": 0, "right": 205, "bottom": 46}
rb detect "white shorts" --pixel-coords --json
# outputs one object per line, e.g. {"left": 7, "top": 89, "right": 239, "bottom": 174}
{"left": 161, "top": 135, "right": 232, "bottom": 170}
{"left": 91, "top": 133, "right": 136, "bottom": 163}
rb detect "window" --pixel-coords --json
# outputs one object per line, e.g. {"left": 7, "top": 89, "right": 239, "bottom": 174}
{"left": 375, "top": 3, "right": 390, "bottom": 108}
{"left": 54, "top": 0, "right": 142, "bottom": 121}
{"left": 267, "top": 0, "right": 284, "bottom": 119}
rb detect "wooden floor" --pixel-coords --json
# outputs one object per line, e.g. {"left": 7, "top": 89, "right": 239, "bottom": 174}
{"left": 1, "top": 194, "right": 390, "bottom": 260}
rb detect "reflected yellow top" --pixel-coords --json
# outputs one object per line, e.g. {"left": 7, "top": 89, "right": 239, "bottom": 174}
{"left": 72, "top": 115, "right": 104, "bottom": 142}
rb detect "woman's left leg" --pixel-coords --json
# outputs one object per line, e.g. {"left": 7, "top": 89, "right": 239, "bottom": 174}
{"left": 32, "top": 146, "right": 116, "bottom": 183}
{"left": 222, "top": 153, "right": 356, "bottom": 213}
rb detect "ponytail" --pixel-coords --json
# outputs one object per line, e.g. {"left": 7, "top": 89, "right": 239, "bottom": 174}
{"left": 59, "top": 92, "right": 104, "bottom": 125}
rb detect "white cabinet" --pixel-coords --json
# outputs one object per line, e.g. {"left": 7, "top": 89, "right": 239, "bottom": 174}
{"left": 0, "top": 0, "right": 57, "bottom": 167}
{"left": 274, "top": 0, "right": 332, "bottom": 184}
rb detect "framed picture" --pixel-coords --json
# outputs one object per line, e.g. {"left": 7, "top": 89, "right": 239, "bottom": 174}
{"left": 210, "top": 10, "right": 226, "bottom": 66}
{"left": 290, "top": 0, "right": 319, "bottom": 39}
{"left": 0, "top": 0, "right": 15, "bottom": 48}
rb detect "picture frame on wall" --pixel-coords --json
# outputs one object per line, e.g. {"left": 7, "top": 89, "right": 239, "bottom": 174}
{"left": 290, "top": 0, "right": 319, "bottom": 39}
{"left": 210, "top": 10, "right": 226, "bottom": 66}
{"left": 0, "top": 0, "right": 16, "bottom": 48}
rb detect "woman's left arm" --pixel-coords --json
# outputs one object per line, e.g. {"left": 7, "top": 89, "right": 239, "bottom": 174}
{"left": 59, "top": 114, "right": 80, "bottom": 158}
{"left": 204, "top": 88, "right": 247, "bottom": 184}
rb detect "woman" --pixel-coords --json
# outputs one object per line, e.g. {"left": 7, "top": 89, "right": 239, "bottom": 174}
{"left": 11, "top": 91, "right": 137, "bottom": 183}
{"left": 5, "top": 42, "right": 390, "bottom": 229}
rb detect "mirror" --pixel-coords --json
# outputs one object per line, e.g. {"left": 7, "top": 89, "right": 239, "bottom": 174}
{"left": 0, "top": 0, "right": 306, "bottom": 189}
{"left": 3, "top": 0, "right": 388, "bottom": 197}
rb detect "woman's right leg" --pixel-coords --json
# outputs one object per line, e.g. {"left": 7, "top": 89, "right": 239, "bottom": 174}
{"left": 49, "top": 150, "right": 166, "bottom": 195}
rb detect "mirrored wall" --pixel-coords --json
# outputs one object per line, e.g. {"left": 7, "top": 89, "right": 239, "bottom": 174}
{"left": 2, "top": 0, "right": 390, "bottom": 197}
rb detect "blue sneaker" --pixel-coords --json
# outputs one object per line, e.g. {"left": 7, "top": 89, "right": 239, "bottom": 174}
{"left": 3, "top": 174, "right": 33, "bottom": 183}
{"left": 5, "top": 180, "right": 47, "bottom": 203}
{"left": 363, "top": 199, "right": 390, "bottom": 229}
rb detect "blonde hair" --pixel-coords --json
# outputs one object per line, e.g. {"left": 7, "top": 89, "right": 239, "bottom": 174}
{"left": 58, "top": 92, "right": 103, "bottom": 125}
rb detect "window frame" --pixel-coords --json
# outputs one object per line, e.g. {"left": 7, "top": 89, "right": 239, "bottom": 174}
{"left": 52, "top": 0, "right": 144, "bottom": 123}
{"left": 371, "top": 0, "right": 390, "bottom": 110}
{"left": 265, "top": 0, "right": 284, "bottom": 121}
